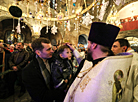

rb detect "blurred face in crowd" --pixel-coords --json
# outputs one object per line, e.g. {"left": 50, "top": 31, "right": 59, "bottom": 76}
{"left": 28, "top": 43, "right": 32, "bottom": 48}
{"left": 10, "top": 45, "right": 14, "bottom": 49}
{"left": 60, "top": 48, "right": 72, "bottom": 60}
{"left": 78, "top": 49, "right": 81, "bottom": 52}
{"left": 36, "top": 43, "right": 54, "bottom": 59}
{"left": 17, "top": 42, "right": 24, "bottom": 51}
{"left": 57, "top": 45, "right": 60, "bottom": 49}
{"left": 112, "top": 41, "right": 125, "bottom": 55}
{"left": 52, "top": 46, "right": 57, "bottom": 51}
{"left": 24, "top": 43, "right": 28, "bottom": 46}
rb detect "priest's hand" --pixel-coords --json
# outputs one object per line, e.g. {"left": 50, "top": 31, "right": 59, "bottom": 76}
{"left": 66, "top": 43, "right": 75, "bottom": 51}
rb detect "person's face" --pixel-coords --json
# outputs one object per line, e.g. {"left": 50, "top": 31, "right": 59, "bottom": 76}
{"left": 52, "top": 46, "right": 57, "bottom": 51}
{"left": 28, "top": 43, "right": 32, "bottom": 49}
{"left": 17, "top": 43, "right": 24, "bottom": 51}
{"left": 60, "top": 48, "right": 72, "bottom": 60}
{"left": 10, "top": 46, "right": 14, "bottom": 49}
{"left": 24, "top": 43, "right": 28, "bottom": 46}
{"left": 57, "top": 45, "right": 60, "bottom": 49}
{"left": 112, "top": 41, "right": 124, "bottom": 55}
{"left": 78, "top": 49, "right": 81, "bottom": 52}
{"left": 37, "top": 43, "right": 54, "bottom": 59}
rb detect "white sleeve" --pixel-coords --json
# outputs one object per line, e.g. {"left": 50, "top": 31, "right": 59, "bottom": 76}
{"left": 73, "top": 49, "right": 84, "bottom": 64}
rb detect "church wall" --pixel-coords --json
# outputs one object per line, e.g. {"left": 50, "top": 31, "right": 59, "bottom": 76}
{"left": 0, "top": 19, "right": 32, "bottom": 43}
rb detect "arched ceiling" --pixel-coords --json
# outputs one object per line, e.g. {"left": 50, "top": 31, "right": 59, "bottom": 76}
{"left": 117, "top": 1, "right": 138, "bottom": 46}
{"left": 1, "top": 0, "right": 138, "bottom": 24}
{"left": 118, "top": 1, "right": 138, "bottom": 19}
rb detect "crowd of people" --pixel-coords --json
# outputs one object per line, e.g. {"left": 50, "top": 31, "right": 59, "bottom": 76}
{"left": 0, "top": 22, "right": 138, "bottom": 102}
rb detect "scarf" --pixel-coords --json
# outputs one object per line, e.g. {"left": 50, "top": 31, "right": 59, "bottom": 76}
{"left": 36, "top": 55, "right": 51, "bottom": 89}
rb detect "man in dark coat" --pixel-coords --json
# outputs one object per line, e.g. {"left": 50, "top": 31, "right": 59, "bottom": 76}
{"left": 8, "top": 42, "right": 29, "bottom": 97}
{"left": 22, "top": 38, "right": 65, "bottom": 102}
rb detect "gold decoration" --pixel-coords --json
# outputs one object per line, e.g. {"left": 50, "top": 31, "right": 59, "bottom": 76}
{"left": 80, "top": 75, "right": 91, "bottom": 92}
{"left": 75, "top": 6, "right": 83, "bottom": 15}
{"left": 36, "top": 9, "right": 44, "bottom": 19}
{"left": 57, "top": 10, "right": 64, "bottom": 20}
{"left": 0, "top": 1, "right": 97, "bottom": 21}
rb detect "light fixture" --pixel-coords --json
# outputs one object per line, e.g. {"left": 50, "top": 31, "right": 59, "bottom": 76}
{"left": 75, "top": 6, "right": 83, "bottom": 15}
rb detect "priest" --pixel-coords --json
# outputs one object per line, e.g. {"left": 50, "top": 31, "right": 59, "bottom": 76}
{"left": 64, "top": 22, "right": 133, "bottom": 102}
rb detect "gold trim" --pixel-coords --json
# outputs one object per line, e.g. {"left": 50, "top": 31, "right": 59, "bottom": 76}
{"left": 104, "top": 53, "right": 133, "bottom": 60}
{"left": 79, "top": 66, "right": 93, "bottom": 73}
{"left": 77, "top": 63, "right": 98, "bottom": 78}
{"left": 77, "top": 53, "right": 132, "bottom": 78}
{"left": 1, "top": 1, "right": 97, "bottom": 21}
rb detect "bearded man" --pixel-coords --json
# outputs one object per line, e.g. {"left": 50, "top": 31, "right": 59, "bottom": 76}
{"left": 64, "top": 22, "right": 133, "bottom": 102}
{"left": 72, "top": 22, "right": 120, "bottom": 81}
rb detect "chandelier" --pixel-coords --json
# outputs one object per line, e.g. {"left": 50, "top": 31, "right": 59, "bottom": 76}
{"left": 7, "top": 0, "right": 99, "bottom": 35}
{"left": 9, "top": 0, "right": 97, "bottom": 21}
{"left": 8, "top": 0, "right": 121, "bottom": 36}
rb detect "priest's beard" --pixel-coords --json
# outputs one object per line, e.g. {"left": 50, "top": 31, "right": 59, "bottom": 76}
{"left": 86, "top": 47, "right": 93, "bottom": 61}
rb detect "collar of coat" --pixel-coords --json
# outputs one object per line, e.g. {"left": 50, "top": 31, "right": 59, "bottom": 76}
{"left": 35, "top": 55, "right": 51, "bottom": 89}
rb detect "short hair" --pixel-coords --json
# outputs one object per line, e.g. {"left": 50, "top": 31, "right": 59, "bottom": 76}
{"left": 99, "top": 45, "right": 114, "bottom": 56}
{"left": 57, "top": 45, "right": 70, "bottom": 55}
{"left": 31, "top": 37, "right": 51, "bottom": 52}
{"left": 89, "top": 41, "right": 114, "bottom": 56}
{"left": 115, "top": 38, "right": 130, "bottom": 48}
{"left": 17, "top": 42, "right": 24, "bottom": 46}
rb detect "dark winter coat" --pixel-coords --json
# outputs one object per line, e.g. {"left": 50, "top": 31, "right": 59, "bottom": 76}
{"left": 22, "top": 55, "right": 65, "bottom": 102}
{"left": 51, "top": 56, "right": 73, "bottom": 92}
{"left": 8, "top": 49, "right": 29, "bottom": 70}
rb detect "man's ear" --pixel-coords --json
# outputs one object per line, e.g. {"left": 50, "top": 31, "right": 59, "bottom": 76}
{"left": 35, "top": 50, "right": 41, "bottom": 56}
{"left": 122, "top": 46, "right": 127, "bottom": 52}
{"left": 59, "top": 53, "right": 63, "bottom": 58}
{"left": 91, "top": 43, "right": 97, "bottom": 49}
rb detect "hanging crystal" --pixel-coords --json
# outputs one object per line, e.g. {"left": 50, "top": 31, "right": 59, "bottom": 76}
{"left": 12, "top": 18, "right": 15, "bottom": 32}
{"left": 16, "top": 18, "right": 21, "bottom": 34}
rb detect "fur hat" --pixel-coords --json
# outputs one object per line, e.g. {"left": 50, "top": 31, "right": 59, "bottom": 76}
{"left": 88, "top": 22, "right": 120, "bottom": 48}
